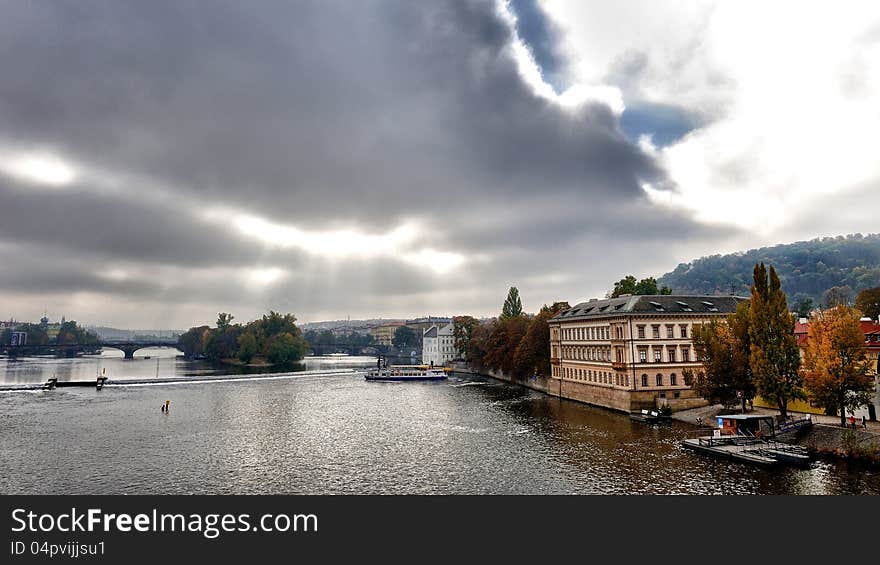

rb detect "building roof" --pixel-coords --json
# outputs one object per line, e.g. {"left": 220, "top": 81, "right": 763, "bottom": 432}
{"left": 796, "top": 318, "right": 880, "bottom": 348}
{"left": 423, "top": 326, "right": 438, "bottom": 339}
{"left": 552, "top": 295, "right": 748, "bottom": 322}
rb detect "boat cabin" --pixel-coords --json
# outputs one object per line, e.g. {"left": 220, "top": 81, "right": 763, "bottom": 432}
{"left": 716, "top": 414, "right": 776, "bottom": 438}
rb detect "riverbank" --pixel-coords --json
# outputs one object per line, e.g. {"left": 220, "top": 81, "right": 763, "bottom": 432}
{"left": 672, "top": 404, "right": 880, "bottom": 464}
{"left": 460, "top": 363, "right": 880, "bottom": 465}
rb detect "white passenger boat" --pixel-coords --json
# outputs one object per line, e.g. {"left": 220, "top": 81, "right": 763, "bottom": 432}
{"left": 365, "top": 364, "right": 448, "bottom": 381}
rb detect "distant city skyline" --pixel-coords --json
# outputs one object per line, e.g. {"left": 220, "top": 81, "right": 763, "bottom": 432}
{"left": 1, "top": 1, "right": 879, "bottom": 328}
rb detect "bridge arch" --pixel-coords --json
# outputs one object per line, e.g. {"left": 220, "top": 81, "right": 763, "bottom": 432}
{"left": 101, "top": 343, "right": 184, "bottom": 359}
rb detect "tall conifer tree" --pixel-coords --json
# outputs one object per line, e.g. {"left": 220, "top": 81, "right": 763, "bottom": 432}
{"left": 748, "top": 263, "right": 803, "bottom": 419}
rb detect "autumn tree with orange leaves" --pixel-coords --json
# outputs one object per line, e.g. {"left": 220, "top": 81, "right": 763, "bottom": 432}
{"left": 802, "top": 305, "right": 874, "bottom": 426}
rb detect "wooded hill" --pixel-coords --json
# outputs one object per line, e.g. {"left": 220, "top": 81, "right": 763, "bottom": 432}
{"left": 657, "top": 234, "right": 880, "bottom": 305}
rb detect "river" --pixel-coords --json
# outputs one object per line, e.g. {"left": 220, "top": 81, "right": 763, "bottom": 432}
{"left": 1, "top": 352, "right": 878, "bottom": 494}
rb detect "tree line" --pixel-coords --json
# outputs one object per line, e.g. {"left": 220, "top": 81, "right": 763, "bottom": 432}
{"left": 657, "top": 233, "right": 880, "bottom": 308}
{"left": 178, "top": 311, "right": 308, "bottom": 366}
{"left": 1, "top": 320, "right": 99, "bottom": 347}
{"left": 686, "top": 263, "right": 875, "bottom": 425}
{"left": 453, "top": 287, "right": 569, "bottom": 380}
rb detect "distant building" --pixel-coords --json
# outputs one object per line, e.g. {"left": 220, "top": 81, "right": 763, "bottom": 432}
{"left": 371, "top": 322, "right": 406, "bottom": 346}
{"left": 422, "top": 323, "right": 455, "bottom": 366}
{"left": 549, "top": 295, "right": 748, "bottom": 413}
{"left": 405, "top": 316, "right": 452, "bottom": 349}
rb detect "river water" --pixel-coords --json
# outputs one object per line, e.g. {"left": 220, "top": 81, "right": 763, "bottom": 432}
{"left": 1, "top": 352, "right": 878, "bottom": 494}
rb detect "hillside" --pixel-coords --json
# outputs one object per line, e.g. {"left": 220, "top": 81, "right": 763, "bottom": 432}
{"left": 657, "top": 234, "right": 880, "bottom": 305}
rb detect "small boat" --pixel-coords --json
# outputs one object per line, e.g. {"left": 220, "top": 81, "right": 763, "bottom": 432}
{"left": 365, "top": 364, "right": 448, "bottom": 382}
{"left": 630, "top": 409, "right": 671, "bottom": 425}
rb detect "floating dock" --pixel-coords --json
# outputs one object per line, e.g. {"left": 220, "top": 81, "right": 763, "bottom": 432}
{"left": 681, "top": 435, "right": 810, "bottom": 467}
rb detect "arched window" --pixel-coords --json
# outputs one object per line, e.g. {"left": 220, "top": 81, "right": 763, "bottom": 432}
{"left": 670, "top": 373, "right": 677, "bottom": 386}
{"left": 656, "top": 374, "right": 663, "bottom": 387}
{"left": 641, "top": 374, "right": 648, "bottom": 387}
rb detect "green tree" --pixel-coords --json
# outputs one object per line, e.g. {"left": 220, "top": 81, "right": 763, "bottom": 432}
{"left": 634, "top": 277, "right": 659, "bottom": 295}
{"left": 611, "top": 276, "right": 671, "bottom": 297}
{"left": 688, "top": 302, "right": 754, "bottom": 411}
{"left": 216, "top": 313, "right": 235, "bottom": 332}
{"left": 178, "top": 326, "right": 210, "bottom": 358}
{"left": 452, "top": 315, "right": 481, "bottom": 359}
{"left": 500, "top": 287, "right": 523, "bottom": 320}
{"left": 610, "top": 275, "right": 637, "bottom": 297}
{"left": 392, "top": 325, "right": 417, "bottom": 349}
{"left": 749, "top": 263, "right": 803, "bottom": 419}
{"left": 237, "top": 332, "right": 258, "bottom": 364}
{"left": 794, "top": 295, "right": 815, "bottom": 318}
{"left": 267, "top": 332, "right": 306, "bottom": 365}
{"left": 802, "top": 305, "right": 874, "bottom": 426}
{"left": 854, "top": 286, "right": 880, "bottom": 321}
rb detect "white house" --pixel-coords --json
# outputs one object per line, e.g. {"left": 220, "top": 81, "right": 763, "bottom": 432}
{"left": 422, "top": 323, "right": 456, "bottom": 366}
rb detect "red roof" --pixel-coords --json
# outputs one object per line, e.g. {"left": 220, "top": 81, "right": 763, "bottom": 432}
{"left": 795, "top": 319, "right": 880, "bottom": 348}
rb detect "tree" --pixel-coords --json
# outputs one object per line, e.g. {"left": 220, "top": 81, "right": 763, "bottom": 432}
{"left": 237, "top": 332, "right": 257, "bottom": 364}
{"left": 611, "top": 276, "right": 672, "bottom": 297}
{"left": 688, "top": 302, "right": 754, "bottom": 411}
{"left": 855, "top": 287, "right": 880, "bottom": 321}
{"left": 611, "top": 275, "right": 638, "bottom": 297}
{"left": 392, "top": 325, "right": 417, "bottom": 349}
{"left": 823, "top": 285, "right": 853, "bottom": 308}
{"left": 483, "top": 315, "right": 530, "bottom": 375}
{"left": 452, "top": 315, "right": 480, "bottom": 359}
{"left": 500, "top": 287, "right": 523, "bottom": 320}
{"left": 802, "top": 306, "right": 874, "bottom": 426}
{"left": 748, "top": 263, "right": 803, "bottom": 419}
{"left": 216, "top": 313, "right": 235, "bottom": 332}
{"left": 267, "top": 332, "right": 306, "bottom": 365}
{"left": 512, "top": 302, "right": 569, "bottom": 379}
{"left": 794, "top": 295, "right": 815, "bottom": 318}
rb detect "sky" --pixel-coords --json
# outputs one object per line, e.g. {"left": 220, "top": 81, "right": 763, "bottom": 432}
{"left": 1, "top": 0, "right": 879, "bottom": 328}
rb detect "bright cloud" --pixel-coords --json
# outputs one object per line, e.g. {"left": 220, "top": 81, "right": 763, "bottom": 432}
{"left": 546, "top": 1, "right": 880, "bottom": 235}
{"left": 0, "top": 152, "right": 77, "bottom": 187}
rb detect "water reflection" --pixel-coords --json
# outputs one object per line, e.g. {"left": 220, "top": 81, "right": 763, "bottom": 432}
{"left": 0, "top": 350, "right": 381, "bottom": 385}
{"left": 0, "top": 367, "right": 878, "bottom": 494}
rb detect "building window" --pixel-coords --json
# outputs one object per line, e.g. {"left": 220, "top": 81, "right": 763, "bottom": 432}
{"left": 641, "top": 374, "right": 648, "bottom": 387}
{"left": 666, "top": 325, "right": 674, "bottom": 338}
{"left": 637, "top": 325, "right": 645, "bottom": 339}
{"left": 654, "top": 349, "right": 662, "bottom": 363}
{"left": 681, "top": 347, "right": 690, "bottom": 362}
{"left": 639, "top": 349, "right": 647, "bottom": 363}
{"left": 656, "top": 374, "right": 663, "bottom": 386}
{"left": 668, "top": 348, "right": 676, "bottom": 362}
{"left": 680, "top": 324, "right": 688, "bottom": 338}
{"left": 652, "top": 325, "right": 660, "bottom": 339}
{"left": 670, "top": 373, "right": 677, "bottom": 386}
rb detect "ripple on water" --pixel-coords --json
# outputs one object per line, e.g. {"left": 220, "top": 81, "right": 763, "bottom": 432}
{"left": 1, "top": 372, "right": 880, "bottom": 494}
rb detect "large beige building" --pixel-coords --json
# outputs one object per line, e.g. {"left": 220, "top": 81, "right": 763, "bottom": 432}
{"left": 370, "top": 322, "right": 405, "bottom": 346}
{"left": 549, "top": 295, "right": 747, "bottom": 413}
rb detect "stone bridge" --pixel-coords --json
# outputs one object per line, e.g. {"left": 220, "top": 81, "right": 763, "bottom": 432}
{"left": 99, "top": 341, "right": 183, "bottom": 359}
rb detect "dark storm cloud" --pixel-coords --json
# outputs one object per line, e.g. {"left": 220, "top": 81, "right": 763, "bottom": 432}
{"left": 0, "top": 178, "right": 257, "bottom": 267}
{"left": 0, "top": 0, "right": 663, "bottom": 224}
{"left": 0, "top": 0, "right": 730, "bottom": 325}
